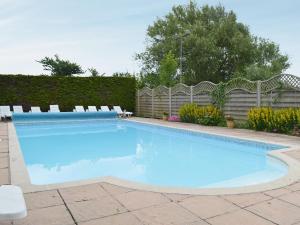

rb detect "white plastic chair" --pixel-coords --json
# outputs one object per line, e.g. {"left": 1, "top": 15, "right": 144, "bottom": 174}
{"left": 113, "top": 106, "right": 133, "bottom": 117}
{"left": 13, "top": 106, "right": 23, "bottom": 113}
{"left": 73, "top": 106, "right": 85, "bottom": 112}
{"left": 30, "top": 107, "right": 41, "bottom": 113}
{"left": 87, "top": 106, "right": 98, "bottom": 112}
{"left": 0, "top": 106, "right": 12, "bottom": 119}
{"left": 100, "top": 106, "right": 110, "bottom": 112}
{"left": 48, "top": 105, "right": 60, "bottom": 112}
{"left": 0, "top": 185, "right": 27, "bottom": 221}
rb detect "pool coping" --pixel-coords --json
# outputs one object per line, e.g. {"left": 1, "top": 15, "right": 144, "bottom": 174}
{"left": 8, "top": 118, "right": 300, "bottom": 195}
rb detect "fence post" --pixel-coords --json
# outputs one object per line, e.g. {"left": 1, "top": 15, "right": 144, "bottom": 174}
{"left": 256, "top": 80, "right": 261, "bottom": 107}
{"left": 137, "top": 89, "right": 140, "bottom": 116}
{"left": 169, "top": 87, "right": 172, "bottom": 116}
{"left": 151, "top": 89, "right": 154, "bottom": 118}
{"left": 190, "top": 86, "right": 193, "bottom": 103}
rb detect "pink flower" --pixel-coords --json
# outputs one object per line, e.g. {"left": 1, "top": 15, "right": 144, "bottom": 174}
{"left": 168, "top": 115, "right": 180, "bottom": 122}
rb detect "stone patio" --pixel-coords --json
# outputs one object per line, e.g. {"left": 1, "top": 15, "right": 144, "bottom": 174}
{"left": 1, "top": 120, "right": 300, "bottom": 225}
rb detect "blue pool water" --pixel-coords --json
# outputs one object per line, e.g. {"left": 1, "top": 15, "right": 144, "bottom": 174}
{"left": 14, "top": 118, "right": 288, "bottom": 188}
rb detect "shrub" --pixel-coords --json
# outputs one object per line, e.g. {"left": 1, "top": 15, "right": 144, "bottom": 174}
{"left": 197, "top": 105, "right": 223, "bottom": 126}
{"left": 0, "top": 75, "right": 136, "bottom": 112}
{"left": 178, "top": 103, "right": 200, "bottom": 123}
{"left": 248, "top": 107, "right": 299, "bottom": 133}
{"left": 179, "top": 104, "right": 223, "bottom": 126}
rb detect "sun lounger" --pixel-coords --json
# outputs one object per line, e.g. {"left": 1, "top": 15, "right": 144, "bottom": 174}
{"left": 113, "top": 106, "right": 133, "bottom": 117}
{"left": 87, "top": 106, "right": 98, "bottom": 112}
{"left": 13, "top": 106, "right": 23, "bottom": 113}
{"left": 0, "top": 185, "right": 27, "bottom": 221}
{"left": 100, "top": 106, "right": 110, "bottom": 112}
{"left": 30, "top": 107, "right": 41, "bottom": 113}
{"left": 73, "top": 106, "right": 85, "bottom": 112}
{"left": 0, "top": 106, "right": 12, "bottom": 119}
{"left": 48, "top": 105, "right": 60, "bottom": 112}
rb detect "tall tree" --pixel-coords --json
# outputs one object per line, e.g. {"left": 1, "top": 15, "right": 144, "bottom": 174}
{"left": 37, "top": 54, "right": 84, "bottom": 76}
{"left": 136, "top": 2, "right": 289, "bottom": 86}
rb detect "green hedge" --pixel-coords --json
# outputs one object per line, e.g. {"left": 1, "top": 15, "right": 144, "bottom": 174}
{"left": 0, "top": 75, "right": 136, "bottom": 112}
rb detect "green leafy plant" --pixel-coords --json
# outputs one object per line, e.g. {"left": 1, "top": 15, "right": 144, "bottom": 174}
{"left": 179, "top": 103, "right": 223, "bottom": 126}
{"left": 248, "top": 107, "right": 299, "bottom": 133}
{"left": 211, "top": 82, "right": 227, "bottom": 110}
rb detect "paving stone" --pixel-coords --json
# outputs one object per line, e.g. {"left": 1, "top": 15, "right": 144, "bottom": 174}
{"left": 279, "top": 191, "right": 300, "bottom": 207}
{"left": 285, "top": 150, "right": 300, "bottom": 161}
{"left": 179, "top": 195, "right": 239, "bottom": 219}
{"left": 247, "top": 198, "right": 300, "bottom": 225}
{"left": 207, "top": 209, "right": 275, "bottom": 225}
{"left": 114, "top": 190, "right": 170, "bottom": 211}
{"left": 133, "top": 202, "right": 200, "bottom": 225}
{"left": 0, "top": 146, "right": 8, "bottom": 153}
{"left": 264, "top": 188, "right": 291, "bottom": 197}
{"left": 0, "top": 153, "right": 8, "bottom": 158}
{"left": 222, "top": 192, "right": 272, "bottom": 208}
{"left": 164, "top": 193, "right": 191, "bottom": 202}
{"left": 0, "top": 168, "right": 9, "bottom": 185}
{"left": 59, "top": 184, "right": 108, "bottom": 203}
{"left": 0, "top": 157, "right": 8, "bottom": 169}
{"left": 78, "top": 212, "right": 142, "bottom": 225}
{"left": 25, "top": 190, "right": 64, "bottom": 210}
{"left": 67, "top": 195, "right": 127, "bottom": 223}
{"left": 0, "top": 221, "right": 12, "bottom": 225}
{"left": 286, "top": 182, "right": 300, "bottom": 191}
{"left": 101, "top": 182, "right": 133, "bottom": 196}
{"left": 14, "top": 205, "right": 74, "bottom": 225}
{"left": 175, "top": 221, "right": 209, "bottom": 225}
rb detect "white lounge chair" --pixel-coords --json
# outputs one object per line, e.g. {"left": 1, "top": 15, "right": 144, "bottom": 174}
{"left": 100, "top": 106, "right": 110, "bottom": 112}
{"left": 0, "top": 185, "right": 27, "bottom": 221}
{"left": 30, "top": 107, "right": 41, "bottom": 113}
{"left": 113, "top": 106, "right": 133, "bottom": 117}
{"left": 87, "top": 106, "right": 98, "bottom": 112}
{"left": 0, "top": 106, "right": 12, "bottom": 119}
{"left": 13, "top": 106, "right": 23, "bottom": 113}
{"left": 73, "top": 106, "right": 85, "bottom": 112}
{"left": 48, "top": 105, "right": 60, "bottom": 113}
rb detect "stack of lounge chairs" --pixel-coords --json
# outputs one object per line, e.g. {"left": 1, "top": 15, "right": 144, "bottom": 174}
{"left": 0, "top": 104, "right": 133, "bottom": 120}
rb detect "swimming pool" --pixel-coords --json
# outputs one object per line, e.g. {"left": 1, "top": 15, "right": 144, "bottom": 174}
{"left": 13, "top": 117, "right": 287, "bottom": 188}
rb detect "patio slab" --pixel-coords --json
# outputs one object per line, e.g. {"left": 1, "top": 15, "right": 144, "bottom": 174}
{"left": 67, "top": 195, "right": 127, "bottom": 223}
{"left": 246, "top": 198, "right": 300, "bottom": 225}
{"left": 179, "top": 195, "right": 239, "bottom": 219}
{"left": 0, "top": 168, "right": 9, "bottom": 185}
{"left": 100, "top": 182, "right": 134, "bottom": 196}
{"left": 114, "top": 190, "right": 170, "bottom": 211}
{"left": 132, "top": 202, "right": 201, "bottom": 225}
{"left": 78, "top": 212, "right": 142, "bottom": 225}
{"left": 59, "top": 184, "right": 108, "bottom": 203}
{"left": 222, "top": 192, "right": 272, "bottom": 208}
{"left": 207, "top": 209, "right": 276, "bottom": 225}
{"left": 24, "top": 190, "right": 64, "bottom": 210}
{"left": 14, "top": 205, "right": 75, "bottom": 225}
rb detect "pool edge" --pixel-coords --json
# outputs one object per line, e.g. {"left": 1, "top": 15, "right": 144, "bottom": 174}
{"left": 8, "top": 120, "right": 300, "bottom": 195}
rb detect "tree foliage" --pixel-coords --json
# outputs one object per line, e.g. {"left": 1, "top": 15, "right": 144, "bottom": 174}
{"left": 136, "top": 2, "right": 289, "bottom": 86}
{"left": 37, "top": 54, "right": 84, "bottom": 76}
{"left": 158, "top": 51, "right": 178, "bottom": 86}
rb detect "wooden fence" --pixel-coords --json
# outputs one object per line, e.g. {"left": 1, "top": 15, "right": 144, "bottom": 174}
{"left": 136, "top": 74, "right": 300, "bottom": 120}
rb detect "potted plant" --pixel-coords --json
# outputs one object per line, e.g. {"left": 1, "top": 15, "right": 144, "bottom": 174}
{"left": 162, "top": 112, "right": 169, "bottom": 121}
{"left": 293, "top": 124, "right": 300, "bottom": 137}
{"left": 225, "top": 115, "right": 235, "bottom": 128}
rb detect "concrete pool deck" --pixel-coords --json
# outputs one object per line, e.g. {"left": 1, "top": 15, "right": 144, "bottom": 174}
{"left": 2, "top": 118, "right": 300, "bottom": 224}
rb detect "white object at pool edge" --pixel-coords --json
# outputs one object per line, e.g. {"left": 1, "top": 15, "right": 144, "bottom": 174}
{"left": 0, "top": 185, "right": 27, "bottom": 220}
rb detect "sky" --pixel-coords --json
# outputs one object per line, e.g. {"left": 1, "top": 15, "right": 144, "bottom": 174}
{"left": 0, "top": 0, "right": 299, "bottom": 76}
